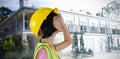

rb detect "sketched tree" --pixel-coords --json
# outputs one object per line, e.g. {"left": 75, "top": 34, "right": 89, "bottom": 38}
{"left": 105, "top": 34, "right": 113, "bottom": 52}
{"left": 71, "top": 34, "right": 79, "bottom": 57}
{"left": 79, "top": 31, "right": 85, "bottom": 54}
{"left": 96, "top": 1, "right": 120, "bottom": 17}
{"left": 101, "top": 1, "right": 120, "bottom": 17}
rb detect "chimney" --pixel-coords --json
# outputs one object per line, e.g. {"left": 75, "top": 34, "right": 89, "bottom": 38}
{"left": 19, "top": 0, "right": 29, "bottom": 8}
{"left": 19, "top": 0, "right": 23, "bottom": 8}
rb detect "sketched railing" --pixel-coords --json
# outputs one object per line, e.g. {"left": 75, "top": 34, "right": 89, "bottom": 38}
{"left": 67, "top": 25, "right": 120, "bottom": 34}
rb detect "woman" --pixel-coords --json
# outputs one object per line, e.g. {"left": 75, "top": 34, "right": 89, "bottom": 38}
{"left": 30, "top": 7, "right": 72, "bottom": 59}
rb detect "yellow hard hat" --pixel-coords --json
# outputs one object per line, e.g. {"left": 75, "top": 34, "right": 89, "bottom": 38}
{"left": 30, "top": 7, "right": 58, "bottom": 38}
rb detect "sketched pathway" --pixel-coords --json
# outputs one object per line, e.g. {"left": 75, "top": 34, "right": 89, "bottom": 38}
{"left": 61, "top": 52, "right": 120, "bottom": 59}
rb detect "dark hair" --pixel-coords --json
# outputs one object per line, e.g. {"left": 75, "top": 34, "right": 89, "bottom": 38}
{"left": 40, "top": 11, "right": 57, "bottom": 38}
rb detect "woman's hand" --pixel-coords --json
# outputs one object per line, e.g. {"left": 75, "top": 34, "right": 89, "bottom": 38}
{"left": 57, "top": 13, "right": 66, "bottom": 28}
{"left": 54, "top": 13, "right": 72, "bottom": 51}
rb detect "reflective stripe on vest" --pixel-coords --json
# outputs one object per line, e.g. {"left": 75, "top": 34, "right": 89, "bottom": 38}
{"left": 34, "top": 42, "right": 57, "bottom": 59}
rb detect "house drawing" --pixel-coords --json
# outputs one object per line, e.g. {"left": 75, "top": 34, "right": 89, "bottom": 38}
{"left": 0, "top": 7, "right": 120, "bottom": 53}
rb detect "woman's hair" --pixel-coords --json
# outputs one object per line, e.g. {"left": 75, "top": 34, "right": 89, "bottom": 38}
{"left": 40, "top": 11, "right": 57, "bottom": 38}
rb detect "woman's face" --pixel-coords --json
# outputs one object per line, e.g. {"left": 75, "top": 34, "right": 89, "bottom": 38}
{"left": 53, "top": 15, "right": 63, "bottom": 32}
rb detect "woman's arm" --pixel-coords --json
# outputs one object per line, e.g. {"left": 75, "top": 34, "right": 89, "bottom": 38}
{"left": 55, "top": 13, "right": 72, "bottom": 51}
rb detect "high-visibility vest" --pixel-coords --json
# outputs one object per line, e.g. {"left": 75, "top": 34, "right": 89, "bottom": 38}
{"left": 34, "top": 42, "right": 58, "bottom": 59}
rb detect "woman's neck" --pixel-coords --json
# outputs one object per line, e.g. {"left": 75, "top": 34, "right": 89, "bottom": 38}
{"left": 41, "top": 31, "right": 58, "bottom": 45}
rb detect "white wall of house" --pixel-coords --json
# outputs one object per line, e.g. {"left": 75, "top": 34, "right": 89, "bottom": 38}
{"left": 55, "top": 10, "right": 120, "bottom": 54}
